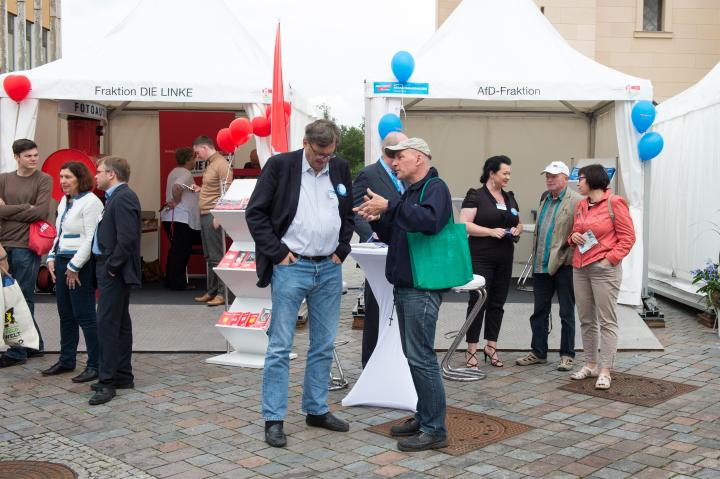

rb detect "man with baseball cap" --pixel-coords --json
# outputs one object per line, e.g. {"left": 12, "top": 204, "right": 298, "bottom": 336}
{"left": 516, "top": 161, "right": 582, "bottom": 371}
{"left": 354, "top": 137, "right": 451, "bottom": 452}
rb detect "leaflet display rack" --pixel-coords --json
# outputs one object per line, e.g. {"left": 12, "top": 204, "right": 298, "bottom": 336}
{"left": 206, "top": 179, "right": 270, "bottom": 368}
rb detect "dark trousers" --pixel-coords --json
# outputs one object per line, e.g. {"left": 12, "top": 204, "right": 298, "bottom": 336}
{"left": 466, "top": 250, "right": 513, "bottom": 343}
{"left": 530, "top": 266, "right": 576, "bottom": 359}
{"left": 361, "top": 280, "right": 379, "bottom": 368}
{"left": 4, "top": 247, "right": 43, "bottom": 359}
{"left": 163, "top": 221, "right": 201, "bottom": 290}
{"left": 55, "top": 257, "right": 99, "bottom": 369}
{"left": 96, "top": 259, "right": 133, "bottom": 387}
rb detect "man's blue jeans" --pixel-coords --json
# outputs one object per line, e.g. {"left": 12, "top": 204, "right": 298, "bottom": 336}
{"left": 530, "top": 266, "right": 576, "bottom": 359}
{"left": 262, "top": 258, "right": 342, "bottom": 421}
{"left": 4, "top": 247, "right": 43, "bottom": 360}
{"left": 394, "top": 287, "right": 447, "bottom": 437}
{"left": 55, "top": 257, "right": 99, "bottom": 369}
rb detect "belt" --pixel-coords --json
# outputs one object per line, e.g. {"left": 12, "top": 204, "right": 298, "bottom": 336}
{"left": 291, "top": 252, "right": 330, "bottom": 262}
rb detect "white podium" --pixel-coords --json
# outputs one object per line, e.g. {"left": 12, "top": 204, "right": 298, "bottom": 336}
{"left": 206, "top": 179, "right": 270, "bottom": 369}
{"left": 342, "top": 244, "right": 417, "bottom": 411}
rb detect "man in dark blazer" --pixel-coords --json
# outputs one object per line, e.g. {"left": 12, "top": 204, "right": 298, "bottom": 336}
{"left": 246, "top": 119, "right": 353, "bottom": 448}
{"left": 89, "top": 156, "right": 142, "bottom": 406}
{"left": 353, "top": 131, "right": 407, "bottom": 367}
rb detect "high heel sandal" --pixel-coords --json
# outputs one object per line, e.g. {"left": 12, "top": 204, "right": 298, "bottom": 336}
{"left": 465, "top": 351, "right": 479, "bottom": 370}
{"left": 483, "top": 345, "right": 503, "bottom": 367}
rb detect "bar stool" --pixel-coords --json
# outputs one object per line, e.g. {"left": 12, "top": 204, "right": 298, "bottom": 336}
{"left": 329, "top": 340, "right": 349, "bottom": 390}
{"left": 440, "top": 274, "right": 487, "bottom": 381}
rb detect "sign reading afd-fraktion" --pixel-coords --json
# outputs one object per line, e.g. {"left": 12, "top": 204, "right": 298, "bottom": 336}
{"left": 374, "top": 82, "right": 429, "bottom": 95}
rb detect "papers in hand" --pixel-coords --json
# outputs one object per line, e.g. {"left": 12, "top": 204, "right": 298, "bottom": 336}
{"left": 353, "top": 242, "right": 387, "bottom": 249}
{"left": 578, "top": 230, "right": 598, "bottom": 254}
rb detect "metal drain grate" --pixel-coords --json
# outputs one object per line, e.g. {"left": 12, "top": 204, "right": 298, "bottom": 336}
{"left": 0, "top": 461, "right": 77, "bottom": 479}
{"left": 558, "top": 371, "right": 698, "bottom": 407}
{"left": 366, "top": 406, "right": 533, "bottom": 456}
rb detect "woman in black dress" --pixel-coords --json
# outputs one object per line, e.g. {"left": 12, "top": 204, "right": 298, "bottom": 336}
{"left": 460, "top": 155, "right": 522, "bottom": 368}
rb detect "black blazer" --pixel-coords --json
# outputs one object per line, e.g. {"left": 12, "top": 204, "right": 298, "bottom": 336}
{"left": 246, "top": 149, "right": 354, "bottom": 288}
{"left": 352, "top": 160, "right": 403, "bottom": 242}
{"left": 96, "top": 183, "right": 142, "bottom": 286}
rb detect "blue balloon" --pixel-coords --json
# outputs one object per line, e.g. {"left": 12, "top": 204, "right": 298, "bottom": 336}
{"left": 631, "top": 101, "right": 656, "bottom": 133}
{"left": 378, "top": 113, "right": 403, "bottom": 140}
{"left": 638, "top": 132, "right": 664, "bottom": 161}
{"left": 391, "top": 51, "right": 415, "bottom": 84}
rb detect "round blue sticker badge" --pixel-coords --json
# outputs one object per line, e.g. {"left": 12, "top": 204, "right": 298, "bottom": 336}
{"left": 336, "top": 183, "right": 347, "bottom": 197}
{"left": 510, "top": 208, "right": 518, "bottom": 216}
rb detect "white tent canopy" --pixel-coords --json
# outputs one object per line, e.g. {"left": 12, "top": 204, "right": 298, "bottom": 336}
{"left": 0, "top": 0, "right": 316, "bottom": 170}
{"left": 648, "top": 62, "right": 720, "bottom": 305}
{"left": 364, "top": 0, "right": 653, "bottom": 306}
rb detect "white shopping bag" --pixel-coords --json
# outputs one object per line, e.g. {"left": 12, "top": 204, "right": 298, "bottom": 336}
{"left": 1, "top": 271, "right": 40, "bottom": 350}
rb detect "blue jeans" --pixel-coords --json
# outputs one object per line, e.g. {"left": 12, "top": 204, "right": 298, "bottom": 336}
{"left": 55, "top": 257, "right": 99, "bottom": 369}
{"left": 4, "top": 247, "right": 43, "bottom": 359}
{"left": 530, "top": 266, "right": 576, "bottom": 359}
{"left": 394, "top": 287, "right": 447, "bottom": 436}
{"left": 262, "top": 258, "right": 342, "bottom": 421}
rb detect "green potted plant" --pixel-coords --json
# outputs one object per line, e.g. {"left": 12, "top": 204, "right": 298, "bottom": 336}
{"left": 691, "top": 259, "right": 720, "bottom": 311}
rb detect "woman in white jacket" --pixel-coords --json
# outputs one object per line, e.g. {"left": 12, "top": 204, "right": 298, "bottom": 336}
{"left": 42, "top": 162, "right": 104, "bottom": 383}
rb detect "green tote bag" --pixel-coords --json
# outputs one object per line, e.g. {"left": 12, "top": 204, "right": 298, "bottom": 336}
{"left": 406, "top": 178, "right": 473, "bottom": 290}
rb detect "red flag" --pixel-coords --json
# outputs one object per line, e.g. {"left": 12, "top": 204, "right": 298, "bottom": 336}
{"left": 271, "top": 23, "right": 288, "bottom": 153}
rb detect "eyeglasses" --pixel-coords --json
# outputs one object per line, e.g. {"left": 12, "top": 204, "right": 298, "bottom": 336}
{"left": 96, "top": 169, "right": 111, "bottom": 175}
{"left": 308, "top": 143, "right": 335, "bottom": 160}
{"left": 578, "top": 176, "right": 586, "bottom": 181}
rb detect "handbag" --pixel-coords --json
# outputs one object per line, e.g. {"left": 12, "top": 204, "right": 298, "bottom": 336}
{"left": 1, "top": 271, "right": 40, "bottom": 350}
{"left": 28, "top": 220, "right": 57, "bottom": 256}
{"left": 406, "top": 178, "right": 473, "bottom": 290}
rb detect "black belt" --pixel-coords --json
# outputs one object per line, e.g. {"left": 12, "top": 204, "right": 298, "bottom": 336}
{"left": 291, "top": 252, "right": 330, "bottom": 262}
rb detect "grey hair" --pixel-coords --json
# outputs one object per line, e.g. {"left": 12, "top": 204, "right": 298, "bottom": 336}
{"left": 99, "top": 156, "right": 131, "bottom": 182}
{"left": 381, "top": 131, "right": 406, "bottom": 150}
{"left": 304, "top": 119, "right": 340, "bottom": 147}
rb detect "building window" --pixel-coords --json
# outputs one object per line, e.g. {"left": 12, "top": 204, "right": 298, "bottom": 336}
{"left": 643, "top": 0, "right": 662, "bottom": 31}
{"left": 7, "top": 13, "right": 16, "bottom": 71}
{"left": 41, "top": 28, "right": 48, "bottom": 65}
{"left": 26, "top": 21, "right": 33, "bottom": 67}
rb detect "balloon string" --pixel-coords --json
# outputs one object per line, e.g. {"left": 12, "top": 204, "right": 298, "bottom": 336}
{"left": 399, "top": 83, "right": 406, "bottom": 123}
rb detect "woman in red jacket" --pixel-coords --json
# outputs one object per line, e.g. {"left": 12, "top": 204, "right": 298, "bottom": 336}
{"left": 568, "top": 164, "right": 635, "bottom": 390}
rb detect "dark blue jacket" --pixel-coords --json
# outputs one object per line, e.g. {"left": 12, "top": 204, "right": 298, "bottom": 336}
{"left": 371, "top": 167, "right": 451, "bottom": 288}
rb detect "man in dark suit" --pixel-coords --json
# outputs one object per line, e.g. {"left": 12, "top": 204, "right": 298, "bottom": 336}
{"left": 89, "top": 156, "right": 142, "bottom": 406}
{"left": 352, "top": 131, "right": 407, "bottom": 367}
{"left": 246, "top": 119, "right": 354, "bottom": 448}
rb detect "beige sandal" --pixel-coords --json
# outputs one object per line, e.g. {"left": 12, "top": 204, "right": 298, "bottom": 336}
{"left": 570, "top": 365, "right": 598, "bottom": 380}
{"left": 595, "top": 374, "right": 612, "bottom": 390}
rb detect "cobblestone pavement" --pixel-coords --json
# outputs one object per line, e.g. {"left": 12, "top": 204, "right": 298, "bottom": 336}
{"left": 1, "top": 296, "right": 718, "bottom": 479}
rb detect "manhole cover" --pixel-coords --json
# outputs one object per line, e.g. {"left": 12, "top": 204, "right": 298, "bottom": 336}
{"left": 558, "top": 371, "right": 698, "bottom": 407}
{"left": 366, "top": 406, "right": 532, "bottom": 456}
{"left": 0, "top": 461, "right": 77, "bottom": 479}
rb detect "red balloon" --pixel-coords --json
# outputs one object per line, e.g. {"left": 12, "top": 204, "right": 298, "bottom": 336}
{"left": 3, "top": 74, "right": 32, "bottom": 102}
{"left": 41, "top": 149, "right": 96, "bottom": 202}
{"left": 252, "top": 116, "right": 271, "bottom": 137}
{"left": 229, "top": 118, "right": 253, "bottom": 146}
{"left": 216, "top": 128, "right": 235, "bottom": 153}
{"left": 265, "top": 102, "right": 292, "bottom": 121}
{"left": 236, "top": 134, "right": 251, "bottom": 146}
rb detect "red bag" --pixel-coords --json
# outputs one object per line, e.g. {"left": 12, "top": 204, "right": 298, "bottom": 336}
{"left": 28, "top": 220, "right": 57, "bottom": 256}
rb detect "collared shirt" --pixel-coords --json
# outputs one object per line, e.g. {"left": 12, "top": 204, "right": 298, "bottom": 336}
{"left": 533, "top": 186, "right": 567, "bottom": 273}
{"left": 281, "top": 153, "right": 340, "bottom": 257}
{"left": 378, "top": 157, "right": 404, "bottom": 194}
{"left": 92, "top": 182, "right": 125, "bottom": 255}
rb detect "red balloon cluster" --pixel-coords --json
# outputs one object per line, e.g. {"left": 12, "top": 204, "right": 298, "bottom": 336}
{"left": 3, "top": 75, "right": 32, "bottom": 102}
{"left": 214, "top": 103, "right": 291, "bottom": 153}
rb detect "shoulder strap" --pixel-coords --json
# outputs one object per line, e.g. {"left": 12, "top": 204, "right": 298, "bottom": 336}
{"left": 418, "top": 177, "right": 453, "bottom": 223}
{"left": 607, "top": 193, "right": 615, "bottom": 224}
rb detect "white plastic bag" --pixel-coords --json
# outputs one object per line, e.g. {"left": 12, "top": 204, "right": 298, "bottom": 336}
{"left": 1, "top": 271, "right": 40, "bottom": 350}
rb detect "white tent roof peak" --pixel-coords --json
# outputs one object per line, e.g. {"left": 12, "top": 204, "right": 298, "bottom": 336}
{"left": 656, "top": 61, "right": 720, "bottom": 123}
{"left": 0, "top": 0, "right": 276, "bottom": 106}
{"left": 367, "top": 0, "right": 652, "bottom": 103}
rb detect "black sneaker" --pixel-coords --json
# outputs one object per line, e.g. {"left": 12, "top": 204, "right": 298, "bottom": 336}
{"left": 0, "top": 355, "right": 26, "bottom": 368}
{"left": 397, "top": 431, "right": 448, "bottom": 452}
{"left": 390, "top": 417, "right": 421, "bottom": 437}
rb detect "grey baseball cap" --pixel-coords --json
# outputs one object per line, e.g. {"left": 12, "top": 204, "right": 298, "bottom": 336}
{"left": 384, "top": 137, "right": 432, "bottom": 159}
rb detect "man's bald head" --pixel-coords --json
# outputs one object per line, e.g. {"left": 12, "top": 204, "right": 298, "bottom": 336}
{"left": 381, "top": 132, "right": 408, "bottom": 166}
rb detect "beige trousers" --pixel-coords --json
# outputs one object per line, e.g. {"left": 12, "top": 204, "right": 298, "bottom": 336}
{"left": 573, "top": 261, "right": 621, "bottom": 370}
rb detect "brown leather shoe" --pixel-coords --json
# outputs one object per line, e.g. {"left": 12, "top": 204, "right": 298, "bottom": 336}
{"left": 206, "top": 295, "right": 225, "bottom": 307}
{"left": 194, "top": 293, "right": 213, "bottom": 302}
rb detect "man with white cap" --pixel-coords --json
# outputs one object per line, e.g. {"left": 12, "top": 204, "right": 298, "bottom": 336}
{"left": 355, "top": 137, "right": 451, "bottom": 452}
{"left": 516, "top": 161, "right": 582, "bottom": 371}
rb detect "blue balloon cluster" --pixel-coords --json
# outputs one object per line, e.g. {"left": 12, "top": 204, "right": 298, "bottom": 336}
{"left": 378, "top": 113, "right": 403, "bottom": 140}
{"left": 631, "top": 101, "right": 664, "bottom": 162}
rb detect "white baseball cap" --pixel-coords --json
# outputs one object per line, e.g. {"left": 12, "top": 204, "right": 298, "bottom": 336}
{"left": 541, "top": 161, "right": 570, "bottom": 176}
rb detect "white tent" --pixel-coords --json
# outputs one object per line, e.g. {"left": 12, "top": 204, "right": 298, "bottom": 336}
{"left": 0, "top": 0, "right": 316, "bottom": 171}
{"left": 364, "top": 0, "right": 653, "bottom": 306}
{"left": 648, "top": 62, "right": 720, "bottom": 306}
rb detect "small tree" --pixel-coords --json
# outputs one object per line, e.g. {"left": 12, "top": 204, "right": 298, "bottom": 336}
{"left": 317, "top": 104, "right": 365, "bottom": 177}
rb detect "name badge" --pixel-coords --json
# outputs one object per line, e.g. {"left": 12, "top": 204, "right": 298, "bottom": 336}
{"left": 328, "top": 189, "right": 337, "bottom": 199}
{"left": 496, "top": 203, "right": 507, "bottom": 211}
